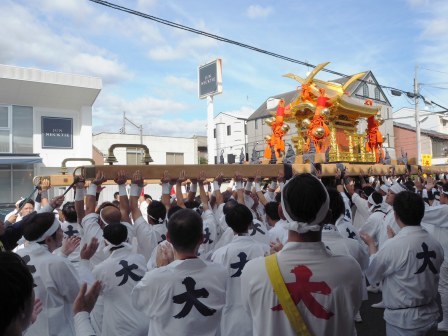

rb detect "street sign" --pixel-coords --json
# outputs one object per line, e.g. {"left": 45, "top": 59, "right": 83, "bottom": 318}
{"left": 198, "top": 59, "right": 222, "bottom": 99}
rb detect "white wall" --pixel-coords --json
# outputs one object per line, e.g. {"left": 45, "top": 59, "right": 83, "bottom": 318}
{"left": 33, "top": 106, "right": 93, "bottom": 168}
{"left": 93, "top": 133, "right": 197, "bottom": 165}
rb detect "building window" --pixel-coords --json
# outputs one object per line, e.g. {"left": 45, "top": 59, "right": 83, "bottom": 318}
{"left": 126, "top": 148, "right": 145, "bottom": 165}
{"left": 363, "top": 84, "right": 369, "bottom": 97}
{"left": 227, "top": 125, "right": 231, "bottom": 136}
{"left": 166, "top": 152, "right": 184, "bottom": 164}
{"left": 244, "top": 123, "right": 247, "bottom": 135}
{"left": 213, "top": 128, "right": 216, "bottom": 138}
{"left": 432, "top": 139, "right": 448, "bottom": 157}
{"left": 374, "top": 87, "right": 380, "bottom": 100}
{"left": 0, "top": 105, "right": 33, "bottom": 154}
{"left": 0, "top": 164, "right": 34, "bottom": 203}
{"left": 255, "top": 119, "right": 258, "bottom": 130}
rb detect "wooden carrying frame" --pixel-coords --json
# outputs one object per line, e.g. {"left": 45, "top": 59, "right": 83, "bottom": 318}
{"left": 33, "top": 163, "right": 448, "bottom": 187}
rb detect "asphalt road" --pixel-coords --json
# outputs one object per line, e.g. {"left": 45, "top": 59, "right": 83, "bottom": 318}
{"left": 356, "top": 292, "right": 448, "bottom": 336}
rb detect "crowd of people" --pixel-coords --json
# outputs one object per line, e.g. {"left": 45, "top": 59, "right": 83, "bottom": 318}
{"left": 0, "top": 167, "right": 447, "bottom": 336}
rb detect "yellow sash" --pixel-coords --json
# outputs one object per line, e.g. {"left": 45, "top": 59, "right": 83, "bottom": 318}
{"left": 265, "top": 254, "right": 312, "bottom": 336}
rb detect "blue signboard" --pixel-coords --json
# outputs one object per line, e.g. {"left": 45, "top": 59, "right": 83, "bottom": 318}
{"left": 41, "top": 117, "right": 73, "bottom": 149}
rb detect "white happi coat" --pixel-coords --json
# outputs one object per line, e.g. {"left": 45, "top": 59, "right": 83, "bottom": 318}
{"left": 211, "top": 235, "right": 270, "bottom": 336}
{"left": 378, "top": 209, "right": 401, "bottom": 248}
{"left": 132, "top": 258, "right": 227, "bottom": 336}
{"left": 18, "top": 243, "right": 80, "bottom": 336}
{"left": 60, "top": 220, "right": 83, "bottom": 266}
{"left": 81, "top": 213, "right": 136, "bottom": 266}
{"left": 248, "top": 219, "right": 270, "bottom": 246}
{"left": 198, "top": 209, "right": 219, "bottom": 259}
{"left": 241, "top": 242, "right": 363, "bottom": 336}
{"left": 365, "top": 226, "right": 443, "bottom": 329}
{"left": 211, "top": 227, "right": 234, "bottom": 253}
{"left": 351, "top": 193, "right": 371, "bottom": 229}
{"left": 359, "top": 207, "right": 388, "bottom": 248}
{"left": 133, "top": 216, "right": 159, "bottom": 262}
{"left": 92, "top": 243, "right": 148, "bottom": 336}
{"left": 322, "top": 226, "right": 368, "bottom": 271}
{"left": 153, "top": 222, "right": 168, "bottom": 243}
{"left": 421, "top": 204, "right": 448, "bottom": 329}
{"left": 268, "top": 219, "right": 288, "bottom": 246}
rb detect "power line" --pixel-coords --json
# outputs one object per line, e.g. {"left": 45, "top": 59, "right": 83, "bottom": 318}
{"left": 89, "top": 0, "right": 448, "bottom": 111}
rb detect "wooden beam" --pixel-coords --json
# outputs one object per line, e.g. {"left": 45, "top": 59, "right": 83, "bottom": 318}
{"left": 34, "top": 163, "right": 448, "bottom": 187}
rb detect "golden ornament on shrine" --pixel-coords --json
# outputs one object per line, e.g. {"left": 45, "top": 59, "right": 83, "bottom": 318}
{"left": 265, "top": 117, "right": 275, "bottom": 126}
{"left": 301, "top": 118, "right": 311, "bottom": 128}
{"left": 313, "top": 127, "right": 326, "bottom": 139}
{"left": 281, "top": 124, "right": 290, "bottom": 132}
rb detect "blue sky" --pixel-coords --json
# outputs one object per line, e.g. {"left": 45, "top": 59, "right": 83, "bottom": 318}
{"left": 1, "top": 0, "right": 447, "bottom": 136}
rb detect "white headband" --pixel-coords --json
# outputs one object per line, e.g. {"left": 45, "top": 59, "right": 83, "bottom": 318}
{"left": 30, "top": 217, "right": 61, "bottom": 243}
{"left": 389, "top": 183, "right": 407, "bottom": 194}
{"left": 281, "top": 174, "right": 329, "bottom": 234}
{"left": 380, "top": 184, "right": 390, "bottom": 193}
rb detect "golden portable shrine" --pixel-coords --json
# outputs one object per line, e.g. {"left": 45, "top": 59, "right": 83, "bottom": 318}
{"left": 263, "top": 62, "right": 384, "bottom": 164}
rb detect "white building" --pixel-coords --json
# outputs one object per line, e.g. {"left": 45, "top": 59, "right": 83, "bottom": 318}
{"left": 0, "top": 64, "right": 101, "bottom": 203}
{"left": 93, "top": 132, "right": 201, "bottom": 201}
{"left": 393, "top": 107, "right": 448, "bottom": 134}
{"left": 211, "top": 109, "right": 253, "bottom": 164}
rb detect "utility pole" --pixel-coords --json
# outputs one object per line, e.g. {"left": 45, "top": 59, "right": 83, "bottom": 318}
{"left": 414, "top": 65, "right": 421, "bottom": 165}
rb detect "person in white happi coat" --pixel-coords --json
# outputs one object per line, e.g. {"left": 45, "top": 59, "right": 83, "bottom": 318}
{"left": 359, "top": 191, "right": 389, "bottom": 248}
{"left": 75, "top": 171, "right": 136, "bottom": 334}
{"left": 322, "top": 187, "right": 369, "bottom": 322}
{"left": 362, "top": 191, "right": 443, "bottom": 336}
{"left": 241, "top": 173, "right": 363, "bottom": 336}
{"left": 211, "top": 203, "right": 269, "bottom": 336}
{"left": 59, "top": 201, "right": 83, "bottom": 268}
{"left": 132, "top": 208, "right": 227, "bottom": 336}
{"left": 377, "top": 183, "right": 408, "bottom": 247}
{"left": 146, "top": 200, "right": 168, "bottom": 243}
{"left": 265, "top": 201, "right": 288, "bottom": 246}
{"left": 17, "top": 211, "right": 81, "bottom": 336}
{"left": 0, "top": 251, "right": 42, "bottom": 336}
{"left": 421, "top": 183, "right": 448, "bottom": 332}
{"left": 89, "top": 223, "right": 148, "bottom": 336}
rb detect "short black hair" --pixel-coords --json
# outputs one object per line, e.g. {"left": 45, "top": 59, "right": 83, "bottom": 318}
{"left": 167, "top": 209, "right": 203, "bottom": 253}
{"left": 282, "top": 174, "right": 328, "bottom": 225}
{"left": 393, "top": 191, "right": 424, "bottom": 226}
{"left": 362, "top": 186, "right": 375, "bottom": 197}
{"left": 370, "top": 191, "right": 383, "bottom": 205}
{"left": 0, "top": 251, "right": 34, "bottom": 335}
{"left": 103, "top": 223, "right": 128, "bottom": 245}
{"left": 223, "top": 198, "right": 238, "bottom": 215}
{"left": 18, "top": 199, "right": 34, "bottom": 209}
{"left": 144, "top": 194, "right": 152, "bottom": 201}
{"left": 326, "top": 188, "right": 345, "bottom": 224}
{"left": 225, "top": 203, "right": 253, "bottom": 234}
{"left": 167, "top": 205, "right": 182, "bottom": 219}
{"left": 265, "top": 202, "right": 280, "bottom": 221}
{"left": 113, "top": 192, "right": 119, "bottom": 199}
{"left": 22, "top": 212, "right": 57, "bottom": 242}
{"left": 62, "top": 202, "right": 77, "bottom": 223}
{"left": 147, "top": 200, "right": 166, "bottom": 224}
{"left": 184, "top": 200, "right": 200, "bottom": 210}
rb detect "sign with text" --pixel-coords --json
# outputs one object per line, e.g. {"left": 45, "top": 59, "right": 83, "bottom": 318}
{"left": 41, "top": 117, "right": 73, "bottom": 149}
{"left": 422, "top": 154, "right": 432, "bottom": 167}
{"left": 198, "top": 59, "right": 223, "bottom": 99}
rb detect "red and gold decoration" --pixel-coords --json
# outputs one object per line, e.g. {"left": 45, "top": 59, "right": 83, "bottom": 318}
{"left": 264, "top": 99, "right": 290, "bottom": 159}
{"left": 263, "top": 62, "right": 382, "bottom": 163}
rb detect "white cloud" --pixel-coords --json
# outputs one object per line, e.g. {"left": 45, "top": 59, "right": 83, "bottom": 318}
{"left": 164, "top": 75, "right": 197, "bottom": 93}
{"left": 246, "top": 5, "right": 273, "bottom": 19}
{"left": 136, "top": 0, "right": 158, "bottom": 12}
{"left": 0, "top": 1, "right": 131, "bottom": 84}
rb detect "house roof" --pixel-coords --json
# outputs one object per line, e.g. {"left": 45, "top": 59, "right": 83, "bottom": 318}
{"left": 394, "top": 122, "right": 448, "bottom": 140}
{"left": 248, "top": 71, "right": 392, "bottom": 121}
{"left": 248, "top": 90, "right": 298, "bottom": 121}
